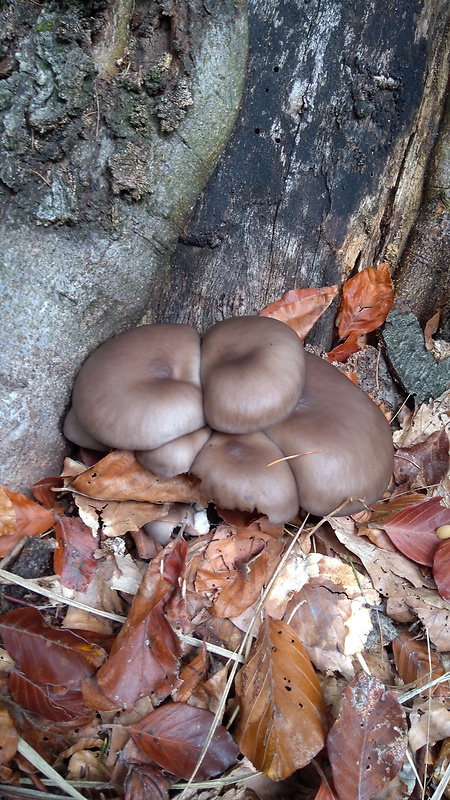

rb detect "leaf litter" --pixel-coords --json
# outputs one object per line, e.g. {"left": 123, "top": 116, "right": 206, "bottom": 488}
{"left": 1, "top": 265, "right": 450, "bottom": 800}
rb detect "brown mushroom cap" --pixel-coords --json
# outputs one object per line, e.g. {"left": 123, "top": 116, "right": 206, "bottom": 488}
{"left": 136, "top": 426, "right": 212, "bottom": 478}
{"left": 69, "top": 324, "right": 205, "bottom": 451}
{"left": 265, "top": 352, "right": 394, "bottom": 516}
{"left": 190, "top": 430, "right": 299, "bottom": 524}
{"left": 201, "top": 316, "right": 306, "bottom": 433}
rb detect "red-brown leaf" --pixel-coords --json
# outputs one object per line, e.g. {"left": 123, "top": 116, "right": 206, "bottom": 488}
{"left": 129, "top": 702, "right": 238, "bottom": 781}
{"left": 32, "top": 476, "right": 65, "bottom": 511}
{"left": 8, "top": 670, "right": 87, "bottom": 723}
{"left": 338, "top": 263, "right": 394, "bottom": 339}
{"left": 97, "top": 539, "right": 187, "bottom": 708}
{"left": 383, "top": 497, "right": 450, "bottom": 566}
{"left": 53, "top": 515, "right": 99, "bottom": 591}
{"left": 433, "top": 538, "right": 450, "bottom": 602}
{"left": 259, "top": 286, "right": 339, "bottom": 340}
{"left": 327, "top": 673, "right": 407, "bottom": 800}
{"left": 392, "top": 630, "right": 445, "bottom": 689}
{"left": 235, "top": 617, "right": 327, "bottom": 780}
{"left": 327, "top": 331, "right": 361, "bottom": 363}
{"left": 0, "top": 607, "right": 106, "bottom": 686}
{"left": 125, "top": 764, "right": 170, "bottom": 800}
{"left": 0, "top": 707, "right": 18, "bottom": 766}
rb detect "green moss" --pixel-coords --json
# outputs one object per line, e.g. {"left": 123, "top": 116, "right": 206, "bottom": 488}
{"left": 35, "top": 20, "right": 54, "bottom": 32}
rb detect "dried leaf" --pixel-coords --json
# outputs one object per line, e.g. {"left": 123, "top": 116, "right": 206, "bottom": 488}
{"left": 32, "top": 476, "right": 65, "bottom": 511}
{"left": 97, "top": 539, "right": 187, "bottom": 708}
{"left": 409, "top": 697, "right": 450, "bottom": 752}
{"left": 392, "top": 629, "right": 445, "bottom": 690}
{"left": 235, "top": 617, "right": 327, "bottom": 780}
{"left": 0, "top": 707, "right": 18, "bottom": 766}
{"left": 8, "top": 669, "right": 86, "bottom": 723}
{"left": 394, "top": 429, "right": 449, "bottom": 488}
{"left": 129, "top": 702, "right": 238, "bottom": 780}
{"left": 69, "top": 450, "right": 203, "bottom": 503}
{"left": 383, "top": 497, "right": 450, "bottom": 566}
{"left": 327, "top": 331, "right": 361, "bottom": 363}
{"left": 327, "top": 673, "right": 407, "bottom": 800}
{"left": 338, "top": 263, "right": 394, "bottom": 339}
{"left": 125, "top": 763, "right": 170, "bottom": 800}
{"left": 433, "top": 538, "right": 450, "bottom": 602}
{"left": 54, "top": 515, "right": 98, "bottom": 591}
{"left": 0, "top": 607, "right": 106, "bottom": 686}
{"left": 259, "top": 286, "right": 338, "bottom": 340}
{"left": 0, "top": 486, "right": 54, "bottom": 539}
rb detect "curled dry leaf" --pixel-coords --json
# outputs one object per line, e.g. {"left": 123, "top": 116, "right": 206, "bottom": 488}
{"left": 53, "top": 515, "right": 98, "bottom": 591}
{"left": 235, "top": 616, "right": 327, "bottom": 780}
{"left": 392, "top": 629, "right": 446, "bottom": 692}
{"left": 327, "top": 673, "right": 407, "bottom": 800}
{"left": 125, "top": 763, "right": 170, "bottom": 800}
{"left": 0, "top": 486, "right": 55, "bottom": 557}
{"left": 409, "top": 697, "right": 450, "bottom": 752}
{"left": 259, "top": 286, "right": 338, "bottom": 340}
{"left": 129, "top": 702, "right": 238, "bottom": 781}
{"left": 337, "top": 263, "right": 394, "bottom": 339}
{"left": 68, "top": 450, "right": 203, "bottom": 504}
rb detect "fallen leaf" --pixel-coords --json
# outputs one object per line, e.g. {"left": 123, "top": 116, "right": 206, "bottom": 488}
{"left": 327, "top": 331, "right": 361, "bottom": 363}
{"left": 409, "top": 697, "right": 450, "bottom": 752}
{"left": 8, "top": 669, "right": 87, "bottom": 723}
{"left": 124, "top": 763, "right": 170, "bottom": 800}
{"left": 129, "top": 702, "right": 238, "bottom": 780}
{"left": 0, "top": 607, "right": 106, "bottom": 686}
{"left": 97, "top": 538, "right": 187, "bottom": 708}
{"left": 394, "top": 429, "right": 449, "bottom": 488}
{"left": 337, "top": 263, "right": 394, "bottom": 339}
{"left": 433, "top": 538, "right": 450, "bottom": 602}
{"left": 0, "top": 487, "right": 54, "bottom": 539}
{"left": 392, "top": 629, "right": 446, "bottom": 691}
{"left": 53, "top": 515, "right": 98, "bottom": 591}
{"left": 0, "top": 707, "right": 18, "bottom": 766}
{"left": 235, "top": 616, "right": 327, "bottom": 780}
{"left": 259, "top": 286, "right": 338, "bottom": 340}
{"left": 327, "top": 673, "right": 407, "bottom": 800}
{"left": 69, "top": 450, "right": 203, "bottom": 503}
{"left": 383, "top": 497, "right": 450, "bottom": 566}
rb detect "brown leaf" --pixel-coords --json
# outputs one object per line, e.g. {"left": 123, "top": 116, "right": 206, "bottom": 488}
{"left": 125, "top": 763, "right": 170, "bottom": 800}
{"left": 383, "top": 496, "right": 450, "bottom": 566}
{"left": 175, "top": 647, "right": 209, "bottom": 704}
{"left": 0, "top": 486, "right": 54, "bottom": 539}
{"left": 54, "top": 515, "right": 99, "bottom": 591}
{"left": 337, "top": 263, "right": 394, "bottom": 339}
{"left": 392, "top": 629, "right": 445, "bottom": 690}
{"left": 69, "top": 450, "right": 203, "bottom": 503}
{"left": 409, "top": 697, "right": 450, "bottom": 752}
{"left": 0, "top": 707, "right": 18, "bottom": 766}
{"left": 0, "top": 607, "right": 106, "bottom": 686}
{"left": 235, "top": 617, "right": 327, "bottom": 780}
{"left": 327, "top": 673, "right": 407, "bottom": 800}
{"left": 8, "top": 669, "right": 87, "bottom": 723}
{"left": 129, "top": 702, "right": 238, "bottom": 781}
{"left": 433, "top": 538, "right": 450, "bottom": 602}
{"left": 327, "top": 331, "right": 361, "bottom": 363}
{"left": 97, "top": 538, "right": 187, "bottom": 708}
{"left": 394, "top": 429, "right": 449, "bottom": 488}
{"left": 32, "top": 476, "right": 65, "bottom": 511}
{"left": 259, "top": 286, "right": 338, "bottom": 340}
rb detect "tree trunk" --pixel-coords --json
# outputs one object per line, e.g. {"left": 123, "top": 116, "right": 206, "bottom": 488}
{"left": 1, "top": 0, "right": 448, "bottom": 493}
{"left": 0, "top": 0, "right": 247, "bottom": 492}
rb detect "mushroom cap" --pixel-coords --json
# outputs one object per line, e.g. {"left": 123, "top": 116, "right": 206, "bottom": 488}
{"left": 265, "top": 352, "right": 394, "bottom": 516}
{"left": 63, "top": 407, "right": 109, "bottom": 451}
{"left": 71, "top": 324, "right": 205, "bottom": 450}
{"left": 201, "top": 316, "right": 306, "bottom": 433}
{"left": 191, "top": 430, "right": 299, "bottom": 524}
{"left": 136, "top": 426, "right": 212, "bottom": 478}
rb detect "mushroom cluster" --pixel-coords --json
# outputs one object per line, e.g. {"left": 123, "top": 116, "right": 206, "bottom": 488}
{"left": 64, "top": 317, "right": 394, "bottom": 523}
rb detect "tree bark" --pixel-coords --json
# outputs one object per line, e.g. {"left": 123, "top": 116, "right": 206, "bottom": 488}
{"left": 153, "top": 0, "right": 449, "bottom": 351}
{"left": 0, "top": 0, "right": 448, "bottom": 493}
{"left": 0, "top": 0, "right": 247, "bottom": 492}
